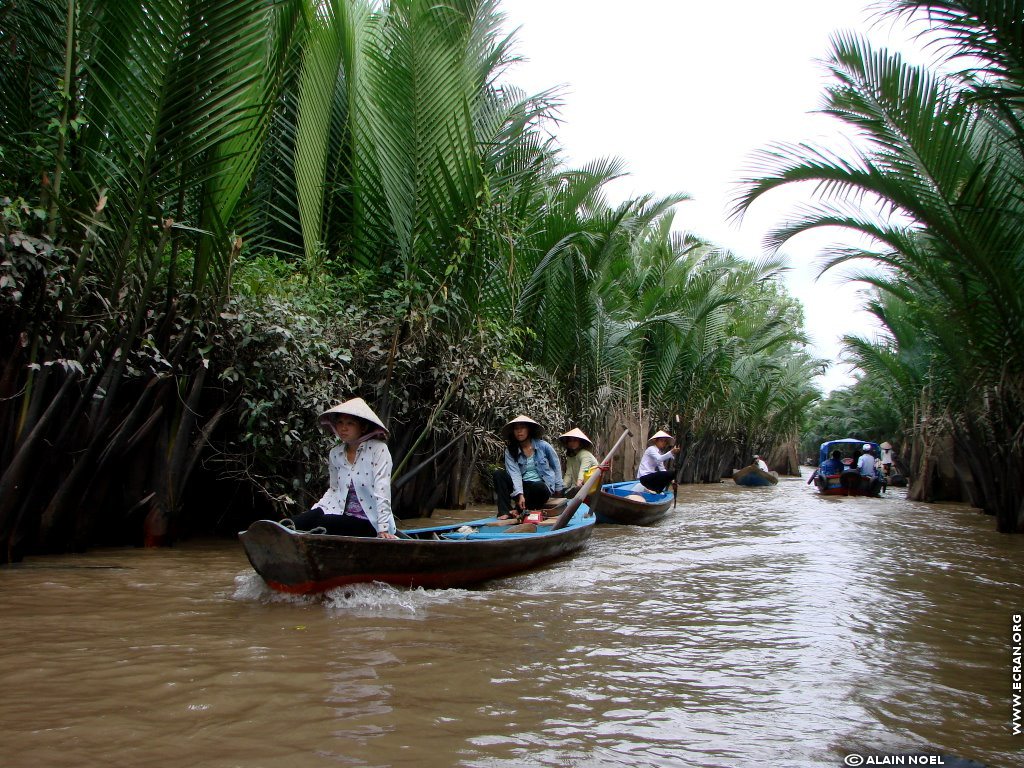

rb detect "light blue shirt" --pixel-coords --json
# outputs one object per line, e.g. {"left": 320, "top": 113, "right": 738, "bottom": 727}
{"left": 857, "top": 453, "right": 876, "bottom": 477}
{"left": 522, "top": 455, "right": 541, "bottom": 484}
{"left": 504, "top": 439, "right": 563, "bottom": 497}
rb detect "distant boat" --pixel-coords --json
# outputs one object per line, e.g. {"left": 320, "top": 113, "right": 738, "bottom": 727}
{"left": 811, "top": 438, "right": 883, "bottom": 497}
{"left": 589, "top": 481, "right": 673, "bottom": 526}
{"left": 732, "top": 464, "right": 779, "bottom": 487}
{"left": 240, "top": 505, "right": 596, "bottom": 594}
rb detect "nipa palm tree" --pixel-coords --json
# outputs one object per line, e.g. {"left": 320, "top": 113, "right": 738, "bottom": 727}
{"left": 734, "top": 0, "right": 1024, "bottom": 531}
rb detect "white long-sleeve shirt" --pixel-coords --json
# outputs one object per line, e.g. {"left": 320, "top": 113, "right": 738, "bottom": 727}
{"left": 314, "top": 439, "right": 396, "bottom": 534}
{"left": 637, "top": 445, "right": 674, "bottom": 478}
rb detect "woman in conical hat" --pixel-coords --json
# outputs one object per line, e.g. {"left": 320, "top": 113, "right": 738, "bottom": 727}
{"left": 636, "top": 428, "right": 679, "bottom": 493}
{"left": 492, "top": 414, "right": 563, "bottom": 519}
{"left": 500, "top": 414, "right": 544, "bottom": 441}
{"left": 287, "top": 397, "right": 397, "bottom": 538}
{"left": 317, "top": 396, "right": 389, "bottom": 437}
{"left": 879, "top": 441, "right": 895, "bottom": 476}
{"left": 558, "top": 428, "right": 598, "bottom": 497}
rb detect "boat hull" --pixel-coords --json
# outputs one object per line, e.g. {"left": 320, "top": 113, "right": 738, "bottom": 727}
{"left": 814, "top": 471, "right": 882, "bottom": 497}
{"left": 590, "top": 481, "right": 672, "bottom": 526}
{"left": 239, "top": 508, "right": 596, "bottom": 593}
{"left": 732, "top": 465, "right": 779, "bottom": 486}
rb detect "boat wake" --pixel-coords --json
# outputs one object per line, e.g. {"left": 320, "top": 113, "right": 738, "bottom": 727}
{"left": 231, "top": 570, "right": 478, "bottom": 615}
{"left": 232, "top": 571, "right": 316, "bottom": 604}
{"left": 322, "top": 582, "right": 476, "bottom": 616}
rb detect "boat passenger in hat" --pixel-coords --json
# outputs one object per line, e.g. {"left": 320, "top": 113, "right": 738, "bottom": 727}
{"left": 558, "top": 427, "right": 599, "bottom": 497}
{"left": 493, "top": 415, "right": 564, "bottom": 519}
{"left": 636, "top": 430, "right": 679, "bottom": 493}
{"left": 753, "top": 454, "right": 769, "bottom": 472}
{"left": 879, "top": 440, "right": 895, "bottom": 477}
{"left": 857, "top": 443, "right": 882, "bottom": 494}
{"left": 286, "top": 397, "right": 398, "bottom": 538}
{"left": 856, "top": 443, "right": 876, "bottom": 477}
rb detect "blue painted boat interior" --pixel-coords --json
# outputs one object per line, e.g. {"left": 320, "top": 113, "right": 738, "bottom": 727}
{"left": 417, "top": 506, "right": 593, "bottom": 540}
{"left": 602, "top": 481, "right": 671, "bottom": 503}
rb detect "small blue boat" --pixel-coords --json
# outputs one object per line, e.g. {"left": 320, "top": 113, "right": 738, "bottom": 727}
{"left": 732, "top": 464, "right": 779, "bottom": 487}
{"left": 590, "top": 481, "right": 673, "bottom": 526}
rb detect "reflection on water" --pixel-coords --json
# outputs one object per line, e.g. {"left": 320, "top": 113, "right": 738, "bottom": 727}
{"left": 1, "top": 476, "right": 1021, "bottom": 767}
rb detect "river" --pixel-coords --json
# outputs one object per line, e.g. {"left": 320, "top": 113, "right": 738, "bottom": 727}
{"left": 1, "top": 474, "right": 1021, "bottom": 768}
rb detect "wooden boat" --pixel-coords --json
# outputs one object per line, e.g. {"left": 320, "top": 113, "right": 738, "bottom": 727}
{"left": 732, "top": 464, "right": 779, "bottom": 487}
{"left": 589, "top": 481, "right": 673, "bottom": 526}
{"left": 240, "top": 504, "right": 596, "bottom": 594}
{"left": 241, "top": 429, "right": 634, "bottom": 594}
{"left": 810, "top": 438, "right": 883, "bottom": 497}
{"left": 814, "top": 470, "right": 883, "bottom": 497}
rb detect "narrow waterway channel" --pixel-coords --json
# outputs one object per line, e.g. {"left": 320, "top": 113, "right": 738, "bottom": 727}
{"left": 1, "top": 474, "right": 1020, "bottom": 768}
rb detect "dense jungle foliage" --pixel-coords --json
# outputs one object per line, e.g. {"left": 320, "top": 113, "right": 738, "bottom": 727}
{"left": 1, "top": 0, "right": 1021, "bottom": 561}
{"left": 0, "top": 0, "right": 819, "bottom": 560}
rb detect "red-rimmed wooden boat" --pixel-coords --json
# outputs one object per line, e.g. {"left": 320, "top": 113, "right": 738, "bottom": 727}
{"left": 589, "top": 481, "right": 673, "bottom": 526}
{"left": 239, "top": 504, "right": 596, "bottom": 594}
{"left": 732, "top": 464, "right": 779, "bottom": 487}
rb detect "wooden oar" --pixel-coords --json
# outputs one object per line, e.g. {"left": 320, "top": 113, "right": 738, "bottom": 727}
{"left": 551, "top": 428, "right": 631, "bottom": 531}
{"left": 672, "top": 414, "right": 682, "bottom": 509}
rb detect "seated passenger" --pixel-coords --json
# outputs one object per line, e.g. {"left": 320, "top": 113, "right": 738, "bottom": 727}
{"left": 558, "top": 428, "right": 599, "bottom": 498}
{"left": 857, "top": 444, "right": 876, "bottom": 476}
{"left": 288, "top": 397, "right": 397, "bottom": 538}
{"left": 856, "top": 444, "right": 880, "bottom": 493}
{"left": 492, "top": 415, "right": 564, "bottom": 519}
{"left": 637, "top": 430, "right": 679, "bottom": 493}
{"left": 819, "top": 450, "right": 844, "bottom": 476}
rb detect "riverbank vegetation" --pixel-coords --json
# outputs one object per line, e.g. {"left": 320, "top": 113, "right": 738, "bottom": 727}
{"left": 0, "top": 0, "right": 819, "bottom": 560}
{"left": 739, "top": 0, "right": 1024, "bottom": 531}
{"left": 2, "top": 0, "right": 1019, "bottom": 561}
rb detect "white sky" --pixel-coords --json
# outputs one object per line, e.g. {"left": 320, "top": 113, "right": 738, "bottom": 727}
{"left": 498, "top": 0, "right": 920, "bottom": 393}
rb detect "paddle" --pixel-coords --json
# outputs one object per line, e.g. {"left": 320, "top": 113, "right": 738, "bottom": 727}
{"left": 672, "top": 414, "right": 682, "bottom": 509}
{"left": 550, "top": 428, "right": 632, "bottom": 531}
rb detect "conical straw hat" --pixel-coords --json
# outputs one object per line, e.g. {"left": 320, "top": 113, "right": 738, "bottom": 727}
{"left": 501, "top": 414, "right": 544, "bottom": 440}
{"left": 648, "top": 430, "right": 674, "bottom": 444}
{"left": 557, "top": 428, "right": 593, "bottom": 449}
{"left": 318, "top": 397, "right": 388, "bottom": 437}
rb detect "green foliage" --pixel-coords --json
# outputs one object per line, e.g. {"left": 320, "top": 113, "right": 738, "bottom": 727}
{"left": 735, "top": 0, "right": 1024, "bottom": 528}
{"left": 800, "top": 379, "right": 903, "bottom": 460}
{"left": 0, "top": 0, "right": 824, "bottom": 555}
{"left": 210, "top": 295, "right": 357, "bottom": 510}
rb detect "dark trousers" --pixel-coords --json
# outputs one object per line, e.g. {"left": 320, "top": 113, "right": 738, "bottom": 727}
{"left": 291, "top": 507, "right": 377, "bottom": 537}
{"left": 860, "top": 475, "right": 882, "bottom": 494}
{"left": 638, "top": 471, "right": 674, "bottom": 493}
{"left": 492, "top": 469, "right": 550, "bottom": 516}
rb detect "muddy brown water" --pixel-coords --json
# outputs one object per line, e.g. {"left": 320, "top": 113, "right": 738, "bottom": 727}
{"left": 1, "top": 475, "right": 1021, "bottom": 767}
